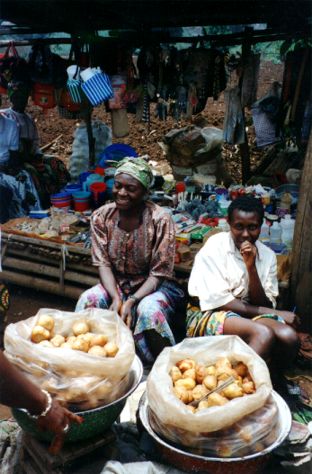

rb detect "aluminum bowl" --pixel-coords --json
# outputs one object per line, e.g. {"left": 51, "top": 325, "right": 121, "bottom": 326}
{"left": 12, "top": 355, "right": 143, "bottom": 443}
{"left": 138, "top": 391, "right": 291, "bottom": 474}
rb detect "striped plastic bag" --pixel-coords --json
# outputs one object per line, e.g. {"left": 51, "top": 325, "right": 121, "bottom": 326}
{"left": 81, "top": 72, "right": 113, "bottom": 106}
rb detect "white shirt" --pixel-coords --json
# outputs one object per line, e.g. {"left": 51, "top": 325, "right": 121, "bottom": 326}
{"left": 0, "top": 115, "right": 19, "bottom": 164}
{"left": 188, "top": 231, "right": 278, "bottom": 311}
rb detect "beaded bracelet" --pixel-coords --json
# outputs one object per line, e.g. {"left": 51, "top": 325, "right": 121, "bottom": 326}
{"left": 26, "top": 389, "right": 53, "bottom": 419}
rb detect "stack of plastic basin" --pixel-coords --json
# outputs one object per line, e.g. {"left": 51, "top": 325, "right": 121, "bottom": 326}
{"left": 72, "top": 191, "right": 91, "bottom": 212}
{"left": 50, "top": 192, "right": 72, "bottom": 209}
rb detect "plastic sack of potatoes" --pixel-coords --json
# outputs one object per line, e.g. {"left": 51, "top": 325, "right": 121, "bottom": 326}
{"left": 147, "top": 336, "right": 273, "bottom": 455}
{"left": 4, "top": 308, "right": 135, "bottom": 409}
{"left": 149, "top": 393, "right": 279, "bottom": 457}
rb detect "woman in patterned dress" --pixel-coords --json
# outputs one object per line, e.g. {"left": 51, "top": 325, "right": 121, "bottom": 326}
{"left": 76, "top": 157, "right": 185, "bottom": 363}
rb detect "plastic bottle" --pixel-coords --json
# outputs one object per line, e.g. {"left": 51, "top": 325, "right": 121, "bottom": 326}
{"left": 269, "top": 221, "right": 282, "bottom": 244}
{"left": 280, "top": 215, "right": 295, "bottom": 249}
{"left": 218, "top": 218, "right": 230, "bottom": 232}
{"left": 259, "top": 222, "right": 270, "bottom": 244}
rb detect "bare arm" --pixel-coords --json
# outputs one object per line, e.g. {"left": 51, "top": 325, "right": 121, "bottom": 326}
{"left": 218, "top": 298, "right": 274, "bottom": 319}
{"left": 120, "top": 276, "right": 161, "bottom": 326}
{"left": 98, "top": 266, "right": 121, "bottom": 312}
{"left": 0, "top": 352, "right": 82, "bottom": 454}
{"left": 240, "top": 241, "right": 272, "bottom": 307}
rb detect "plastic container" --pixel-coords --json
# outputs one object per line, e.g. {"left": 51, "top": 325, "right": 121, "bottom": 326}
{"left": 65, "top": 183, "right": 82, "bottom": 195}
{"left": 269, "top": 221, "right": 282, "bottom": 244}
{"left": 259, "top": 222, "right": 270, "bottom": 244}
{"left": 50, "top": 192, "right": 72, "bottom": 208}
{"left": 98, "top": 143, "right": 138, "bottom": 168}
{"left": 72, "top": 191, "right": 91, "bottom": 212}
{"left": 83, "top": 173, "right": 105, "bottom": 191}
{"left": 90, "top": 181, "right": 107, "bottom": 208}
{"left": 280, "top": 215, "right": 295, "bottom": 249}
{"left": 217, "top": 218, "right": 230, "bottom": 232}
{"left": 79, "top": 171, "right": 92, "bottom": 185}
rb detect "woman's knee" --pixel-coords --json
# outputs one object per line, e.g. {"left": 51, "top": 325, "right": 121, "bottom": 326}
{"left": 254, "top": 323, "right": 275, "bottom": 348}
{"left": 275, "top": 324, "right": 300, "bottom": 351}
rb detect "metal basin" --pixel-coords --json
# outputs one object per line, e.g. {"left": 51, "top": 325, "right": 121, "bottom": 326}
{"left": 12, "top": 355, "right": 143, "bottom": 443}
{"left": 138, "top": 391, "right": 291, "bottom": 474}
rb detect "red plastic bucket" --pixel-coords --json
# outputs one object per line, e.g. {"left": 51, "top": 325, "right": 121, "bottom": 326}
{"left": 72, "top": 191, "right": 91, "bottom": 212}
{"left": 90, "top": 181, "right": 107, "bottom": 206}
{"left": 32, "top": 83, "right": 56, "bottom": 109}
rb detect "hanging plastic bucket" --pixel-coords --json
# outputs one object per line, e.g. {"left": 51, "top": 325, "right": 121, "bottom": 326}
{"left": 72, "top": 191, "right": 91, "bottom": 212}
{"left": 90, "top": 181, "right": 107, "bottom": 208}
{"left": 32, "top": 83, "right": 56, "bottom": 109}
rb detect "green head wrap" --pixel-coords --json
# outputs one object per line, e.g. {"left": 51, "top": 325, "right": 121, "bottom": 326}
{"left": 115, "top": 157, "right": 154, "bottom": 189}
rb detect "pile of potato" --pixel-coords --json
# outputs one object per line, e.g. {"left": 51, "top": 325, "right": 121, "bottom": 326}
{"left": 170, "top": 356, "right": 256, "bottom": 413}
{"left": 31, "top": 314, "right": 119, "bottom": 358}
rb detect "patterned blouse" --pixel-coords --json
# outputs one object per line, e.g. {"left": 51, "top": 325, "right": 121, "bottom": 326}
{"left": 91, "top": 201, "right": 176, "bottom": 294}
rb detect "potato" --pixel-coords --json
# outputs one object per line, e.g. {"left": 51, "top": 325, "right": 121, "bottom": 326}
{"left": 31, "top": 326, "right": 50, "bottom": 343}
{"left": 71, "top": 338, "right": 89, "bottom": 352}
{"left": 175, "top": 377, "right": 196, "bottom": 391}
{"left": 170, "top": 366, "right": 182, "bottom": 383}
{"left": 79, "top": 332, "right": 94, "bottom": 343}
{"left": 90, "top": 334, "right": 108, "bottom": 347}
{"left": 203, "top": 375, "right": 217, "bottom": 391}
{"left": 61, "top": 342, "right": 73, "bottom": 349}
{"left": 72, "top": 319, "right": 90, "bottom": 336}
{"left": 197, "top": 400, "right": 209, "bottom": 411}
{"left": 195, "top": 364, "right": 206, "bottom": 384}
{"left": 242, "top": 381, "right": 255, "bottom": 394}
{"left": 88, "top": 345, "right": 107, "bottom": 357}
{"left": 66, "top": 335, "right": 76, "bottom": 346}
{"left": 234, "top": 361, "right": 249, "bottom": 378}
{"left": 207, "top": 392, "right": 228, "bottom": 407}
{"left": 182, "top": 368, "right": 196, "bottom": 380}
{"left": 173, "top": 386, "right": 193, "bottom": 404}
{"left": 185, "top": 405, "right": 196, "bottom": 413}
{"left": 37, "top": 314, "right": 55, "bottom": 331}
{"left": 204, "top": 365, "right": 216, "bottom": 376}
{"left": 223, "top": 382, "right": 244, "bottom": 399}
{"left": 192, "top": 384, "right": 208, "bottom": 401}
{"left": 104, "top": 342, "right": 119, "bottom": 357}
{"left": 215, "top": 357, "right": 231, "bottom": 370}
{"left": 176, "top": 358, "right": 196, "bottom": 372}
{"left": 38, "top": 340, "right": 53, "bottom": 348}
{"left": 50, "top": 334, "right": 65, "bottom": 347}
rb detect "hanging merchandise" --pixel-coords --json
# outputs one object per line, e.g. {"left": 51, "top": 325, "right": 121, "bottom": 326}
{"left": 141, "top": 83, "right": 150, "bottom": 124}
{"left": 66, "top": 64, "right": 83, "bottom": 103}
{"left": 223, "top": 86, "right": 246, "bottom": 145}
{"left": 28, "top": 42, "right": 67, "bottom": 88}
{"left": 31, "top": 82, "right": 56, "bottom": 110}
{"left": 108, "top": 74, "right": 127, "bottom": 110}
{"left": 0, "top": 42, "right": 30, "bottom": 92}
{"left": 241, "top": 52, "right": 260, "bottom": 108}
{"left": 56, "top": 88, "right": 82, "bottom": 120}
{"left": 80, "top": 67, "right": 113, "bottom": 106}
{"left": 251, "top": 83, "right": 282, "bottom": 148}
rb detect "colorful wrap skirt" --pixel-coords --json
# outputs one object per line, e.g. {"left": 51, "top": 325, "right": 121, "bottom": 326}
{"left": 186, "top": 302, "right": 285, "bottom": 337}
{"left": 76, "top": 280, "right": 185, "bottom": 364}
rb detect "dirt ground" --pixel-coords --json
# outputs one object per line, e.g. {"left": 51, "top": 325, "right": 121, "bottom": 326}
{"left": 0, "top": 61, "right": 284, "bottom": 419}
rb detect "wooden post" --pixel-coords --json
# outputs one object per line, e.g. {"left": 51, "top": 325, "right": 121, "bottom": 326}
{"left": 239, "top": 28, "right": 252, "bottom": 184}
{"left": 290, "top": 130, "right": 312, "bottom": 331}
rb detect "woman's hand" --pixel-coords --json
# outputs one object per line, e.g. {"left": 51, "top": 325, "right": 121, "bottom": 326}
{"left": 109, "top": 297, "right": 122, "bottom": 313}
{"left": 36, "top": 399, "right": 83, "bottom": 454}
{"left": 120, "top": 299, "right": 135, "bottom": 328}
{"left": 240, "top": 241, "right": 257, "bottom": 270}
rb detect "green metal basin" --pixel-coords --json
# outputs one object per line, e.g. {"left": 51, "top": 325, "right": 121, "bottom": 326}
{"left": 12, "top": 355, "right": 143, "bottom": 443}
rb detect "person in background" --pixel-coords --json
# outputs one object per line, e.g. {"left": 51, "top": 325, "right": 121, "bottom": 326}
{"left": 0, "top": 113, "right": 41, "bottom": 223}
{"left": 1, "top": 80, "right": 70, "bottom": 208}
{"left": 76, "top": 157, "right": 185, "bottom": 364}
{"left": 187, "top": 195, "right": 299, "bottom": 393}
{"left": 0, "top": 350, "right": 82, "bottom": 454}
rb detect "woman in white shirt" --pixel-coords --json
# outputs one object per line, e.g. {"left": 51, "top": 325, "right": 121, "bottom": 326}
{"left": 187, "top": 196, "right": 299, "bottom": 391}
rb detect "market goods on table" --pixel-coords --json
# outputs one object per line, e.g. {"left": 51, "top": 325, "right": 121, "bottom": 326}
{"left": 4, "top": 308, "right": 135, "bottom": 409}
{"left": 147, "top": 336, "right": 277, "bottom": 457}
